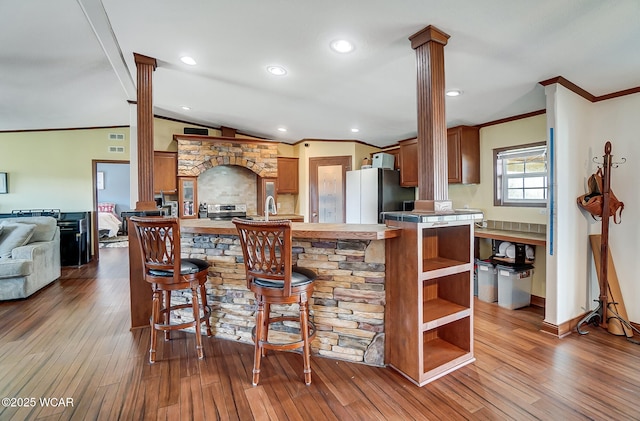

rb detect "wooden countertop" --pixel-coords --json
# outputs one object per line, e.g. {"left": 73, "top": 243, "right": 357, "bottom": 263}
{"left": 180, "top": 219, "right": 401, "bottom": 240}
{"left": 245, "top": 214, "right": 304, "bottom": 221}
{"left": 474, "top": 227, "right": 546, "bottom": 246}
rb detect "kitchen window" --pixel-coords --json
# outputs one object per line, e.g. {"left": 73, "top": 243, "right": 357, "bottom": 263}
{"left": 494, "top": 142, "right": 547, "bottom": 207}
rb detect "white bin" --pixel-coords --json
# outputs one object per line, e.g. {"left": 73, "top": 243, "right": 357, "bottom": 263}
{"left": 476, "top": 259, "right": 497, "bottom": 303}
{"left": 497, "top": 265, "right": 533, "bottom": 310}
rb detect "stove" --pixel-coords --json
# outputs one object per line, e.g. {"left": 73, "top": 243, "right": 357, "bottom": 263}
{"left": 205, "top": 204, "right": 247, "bottom": 221}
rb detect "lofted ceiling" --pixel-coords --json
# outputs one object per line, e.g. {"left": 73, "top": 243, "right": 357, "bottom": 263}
{"left": 2, "top": 0, "right": 639, "bottom": 147}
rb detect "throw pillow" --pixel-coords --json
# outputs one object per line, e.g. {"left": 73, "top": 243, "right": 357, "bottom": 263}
{"left": 0, "top": 223, "right": 37, "bottom": 259}
{"left": 98, "top": 202, "right": 116, "bottom": 214}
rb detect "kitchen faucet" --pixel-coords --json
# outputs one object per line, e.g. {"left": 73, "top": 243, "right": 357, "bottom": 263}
{"left": 264, "top": 195, "right": 277, "bottom": 221}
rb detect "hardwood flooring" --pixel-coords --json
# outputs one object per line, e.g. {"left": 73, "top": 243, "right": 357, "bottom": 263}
{"left": 1, "top": 247, "right": 639, "bottom": 420}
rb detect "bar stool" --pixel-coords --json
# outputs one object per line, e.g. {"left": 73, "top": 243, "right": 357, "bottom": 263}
{"left": 130, "top": 216, "right": 212, "bottom": 363}
{"left": 232, "top": 218, "right": 317, "bottom": 385}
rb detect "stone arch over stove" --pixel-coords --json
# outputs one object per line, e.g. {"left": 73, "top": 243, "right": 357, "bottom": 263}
{"left": 174, "top": 135, "right": 278, "bottom": 178}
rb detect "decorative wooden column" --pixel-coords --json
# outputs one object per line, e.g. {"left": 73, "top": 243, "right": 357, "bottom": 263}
{"left": 409, "top": 26, "right": 452, "bottom": 212}
{"left": 134, "top": 53, "right": 157, "bottom": 211}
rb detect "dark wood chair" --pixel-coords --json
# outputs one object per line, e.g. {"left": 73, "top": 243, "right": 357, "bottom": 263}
{"left": 232, "top": 218, "right": 317, "bottom": 385}
{"left": 129, "top": 216, "right": 212, "bottom": 363}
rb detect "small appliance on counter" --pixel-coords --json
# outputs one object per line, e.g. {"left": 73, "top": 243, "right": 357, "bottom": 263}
{"left": 162, "top": 200, "right": 178, "bottom": 217}
{"left": 198, "top": 203, "right": 208, "bottom": 219}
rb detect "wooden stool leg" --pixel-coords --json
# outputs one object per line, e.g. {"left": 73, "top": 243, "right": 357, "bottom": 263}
{"left": 300, "top": 299, "right": 312, "bottom": 385}
{"left": 163, "top": 290, "right": 171, "bottom": 341}
{"left": 191, "top": 284, "right": 204, "bottom": 359}
{"left": 262, "top": 302, "right": 271, "bottom": 357}
{"left": 150, "top": 287, "right": 161, "bottom": 363}
{"left": 253, "top": 299, "right": 265, "bottom": 386}
{"left": 200, "top": 283, "right": 212, "bottom": 336}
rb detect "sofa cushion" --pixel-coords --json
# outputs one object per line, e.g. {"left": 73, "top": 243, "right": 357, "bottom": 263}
{"left": 0, "top": 223, "right": 37, "bottom": 259}
{"left": 0, "top": 259, "right": 32, "bottom": 278}
{"left": 0, "top": 217, "right": 57, "bottom": 242}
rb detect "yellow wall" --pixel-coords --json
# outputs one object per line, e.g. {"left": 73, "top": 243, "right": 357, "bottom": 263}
{"left": 0, "top": 127, "right": 130, "bottom": 212}
{"left": 448, "top": 114, "right": 547, "bottom": 224}
{"left": 153, "top": 119, "right": 221, "bottom": 151}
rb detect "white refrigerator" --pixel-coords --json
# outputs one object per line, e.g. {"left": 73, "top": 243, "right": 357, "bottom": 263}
{"left": 346, "top": 168, "right": 415, "bottom": 224}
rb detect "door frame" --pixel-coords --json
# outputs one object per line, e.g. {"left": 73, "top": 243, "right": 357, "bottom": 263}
{"left": 308, "top": 156, "right": 352, "bottom": 223}
{"left": 92, "top": 159, "right": 130, "bottom": 260}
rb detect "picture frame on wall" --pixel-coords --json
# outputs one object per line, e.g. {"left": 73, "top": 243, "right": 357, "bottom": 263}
{"left": 96, "top": 171, "right": 105, "bottom": 190}
{"left": 0, "top": 172, "right": 7, "bottom": 194}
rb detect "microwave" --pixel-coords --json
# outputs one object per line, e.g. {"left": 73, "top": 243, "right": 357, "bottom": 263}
{"left": 162, "top": 201, "right": 178, "bottom": 217}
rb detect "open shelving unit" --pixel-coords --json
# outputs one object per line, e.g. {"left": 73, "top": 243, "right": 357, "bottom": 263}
{"left": 385, "top": 218, "right": 475, "bottom": 386}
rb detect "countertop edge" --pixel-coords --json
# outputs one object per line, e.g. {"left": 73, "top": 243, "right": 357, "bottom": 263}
{"left": 180, "top": 220, "right": 401, "bottom": 240}
{"left": 474, "top": 228, "right": 546, "bottom": 246}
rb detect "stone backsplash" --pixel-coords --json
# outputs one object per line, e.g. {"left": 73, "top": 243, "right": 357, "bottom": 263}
{"left": 179, "top": 232, "right": 387, "bottom": 366}
{"left": 175, "top": 135, "right": 278, "bottom": 178}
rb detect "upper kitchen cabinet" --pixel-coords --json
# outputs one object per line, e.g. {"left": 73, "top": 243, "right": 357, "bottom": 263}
{"left": 447, "top": 126, "right": 480, "bottom": 184}
{"left": 398, "top": 127, "right": 480, "bottom": 187}
{"left": 153, "top": 151, "right": 177, "bottom": 194}
{"left": 399, "top": 138, "right": 418, "bottom": 187}
{"left": 277, "top": 157, "right": 298, "bottom": 194}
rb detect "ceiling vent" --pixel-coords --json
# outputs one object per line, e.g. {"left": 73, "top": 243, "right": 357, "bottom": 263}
{"left": 108, "top": 146, "right": 125, "bottom": 153}
{"left": 108, "top": 133, "right": 125, "bottom": 141}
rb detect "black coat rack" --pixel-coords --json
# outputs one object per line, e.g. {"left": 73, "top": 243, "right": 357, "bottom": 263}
{"left": 577, "top": 142, "right": 637, "bottom": 341}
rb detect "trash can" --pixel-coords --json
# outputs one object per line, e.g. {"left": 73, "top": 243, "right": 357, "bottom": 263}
{"left": 476, "top": 259, "right": 498, "bottom": 303}
{"left": 496, "top": 264, "right": 534, "bottom": 309}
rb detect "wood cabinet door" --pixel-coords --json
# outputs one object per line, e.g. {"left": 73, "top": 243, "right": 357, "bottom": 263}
{"left": 276, "top": 157, "right": 299, "bottom": 193}
{"left": 153, "top": 151, "right": 177, "bottom": 193}
{"left": 399, "top": 139, "right": 418, "bottom": 187}
{"left": 447, "top": 129, "right": 462, "bottom": 183}
{"left": 178, "top": 177, "right": 197, "bottom": 218}
{"left": 447, "top": 126, "right": 479, "bottom": 184}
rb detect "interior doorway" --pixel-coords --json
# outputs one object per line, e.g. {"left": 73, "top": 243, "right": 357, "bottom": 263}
{"left": 92, "top": 160, "right": 130, "bottom": 259}
{"left": 308, "top": 156, "right": 351, "bottom": 223}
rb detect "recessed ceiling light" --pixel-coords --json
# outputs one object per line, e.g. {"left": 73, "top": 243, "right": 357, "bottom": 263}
{"left": 181, "top": 106, "right": 191, "bottom": 110}
{"left": 180, "top": 56, "right": 197, "bottom": 66}
{"left": 446, "top": 90, "right": 463, "bottom": 97}
{"left": 351, "top": 128, "right": 360, "bottom": 133}
{"left": 277, "top": 127, "right": 287, "bottom": 132}
{"left": 267, "top": 66, "right": 287, "bottom": 76}
{"left": 330, "top": 39, "right": 355, "bottom": 53}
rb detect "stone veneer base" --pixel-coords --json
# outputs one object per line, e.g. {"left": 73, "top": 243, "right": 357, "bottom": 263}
{"left": 179, "top": 232, "right": 387, "bottom": 366}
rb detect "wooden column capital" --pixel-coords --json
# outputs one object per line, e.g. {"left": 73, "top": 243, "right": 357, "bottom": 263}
{"left": 409, "top": 25, "right": 451, "bottom": 209}
{"left": 134, "top": 53, "right": 157, "bottom": 211}
{"left": 409, "top": 25, "right": 450, "bottom": 49}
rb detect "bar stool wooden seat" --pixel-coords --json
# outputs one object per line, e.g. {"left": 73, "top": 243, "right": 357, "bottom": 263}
{"left": 232, "top": 218, "right": 317, "bottom": 385}
{"left": 130, "top": 216, "right": 212, "bottom": 363}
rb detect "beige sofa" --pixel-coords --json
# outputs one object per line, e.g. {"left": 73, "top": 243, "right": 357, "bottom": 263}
{"left": 0, "top": 216, "right": 61, "bottom": 300}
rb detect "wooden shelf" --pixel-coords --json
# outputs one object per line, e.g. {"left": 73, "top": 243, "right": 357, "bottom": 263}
{"left": 422, "top": 338, "right": 469, "bottom": 373}
{"left": 422, "top": 257, "right": 468, "bottom": 273}
{"left": 423, "top": 298, "right": 470, "bottom": 329}
{"left": 385, "top": 219, "right": 474, "bottom": 386}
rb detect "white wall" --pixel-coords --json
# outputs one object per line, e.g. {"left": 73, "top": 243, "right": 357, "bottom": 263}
{"left": 546, "top": 85, "right": 639, "bottom": 324}
{"left": 590, "top": 93, "right": 640, "bottom": 323}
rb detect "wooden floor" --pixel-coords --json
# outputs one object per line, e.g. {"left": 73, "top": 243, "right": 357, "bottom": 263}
{"left": 1, "top": 247, "right": 639, "bottom": 420}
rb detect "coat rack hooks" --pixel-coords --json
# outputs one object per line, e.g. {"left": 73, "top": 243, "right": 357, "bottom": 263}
{"left": 592, "top": 156, "right": 626, "bottom": 168}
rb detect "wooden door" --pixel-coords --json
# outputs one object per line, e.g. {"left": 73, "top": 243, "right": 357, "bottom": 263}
{"left": 309, "top": 156, "right": 351, "bottom": 223}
